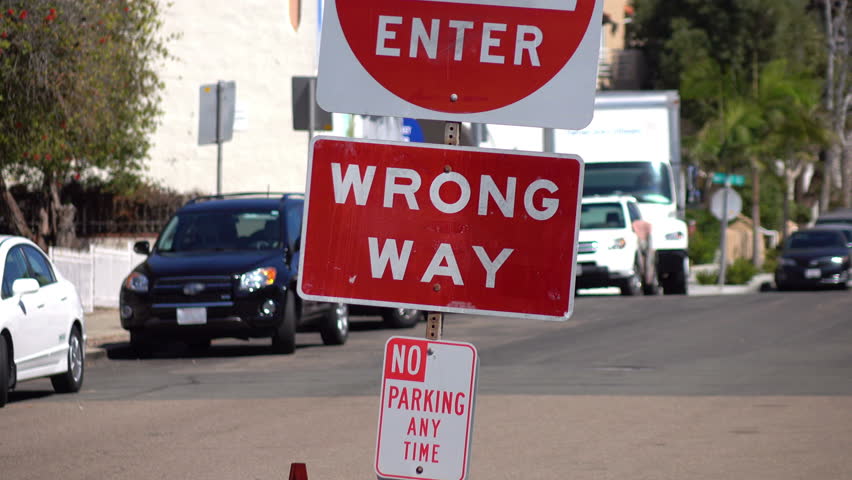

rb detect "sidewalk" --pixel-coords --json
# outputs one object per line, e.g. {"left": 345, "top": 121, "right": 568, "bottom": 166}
{"left": 83, "top": 270, "right": 775, "bottom": 360}
{"left": 688, "top": 272, "right": 774, "bottom": 296}
{"left": 84, "top": 308, "right": 127, "bottom": 360}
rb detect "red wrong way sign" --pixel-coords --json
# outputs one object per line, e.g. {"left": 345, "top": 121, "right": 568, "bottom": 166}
{"left": 317, "top": 0, "right": 604, "bottom": 129}
{"left": 297, "top": 137, "right": 584, "bottom": 321}
{"left": 376, "top": 336, "right": 479, "bottom": 480}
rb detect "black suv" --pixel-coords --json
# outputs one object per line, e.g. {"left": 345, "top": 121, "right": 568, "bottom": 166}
{"left": 119, "top": 193, "right": 349, "bottom": 354}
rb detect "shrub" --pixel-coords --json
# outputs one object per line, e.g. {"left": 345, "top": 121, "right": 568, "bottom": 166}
{"left": 694, "top": 258, "right": 759, "bottom": 285}
{"left": 685, "top": 208, "right": 720, "bottom": 264}
{"left": 726, "top": 258, "right": 759, "bottom": 285}
{"left": 696, "top": 270, "right": 718, "bottom": 285}
{"left": 762, "top": 246, "right": 782, "bottom": 273}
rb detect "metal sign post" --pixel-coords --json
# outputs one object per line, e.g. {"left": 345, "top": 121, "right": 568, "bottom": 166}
{"left": 216, "top": 80, "right": 224, "bottom": 195}
{"left": 543, "top": 128, "right": 555, "bottom": 153}
{"left": 198, "top": 81, "right": 235, "bottom": 195}
{"left": 718, "top": 178, "right": 730, "bottom": 287}
{"left": 307, "top": 77, "right": 316, "bottom": 142}
{"left": 710, "top": 175, "right": 743, "bottom": 288}
{"left": 423, "top": 121, "right": 462, "bottom": 342}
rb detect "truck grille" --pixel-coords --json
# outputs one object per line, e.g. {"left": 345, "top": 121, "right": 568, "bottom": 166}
{"left": 578, "top": 241, "right": 598, "bottom": 254}
{"left": 151, "top": 275, "right": 234, "bottom": 306}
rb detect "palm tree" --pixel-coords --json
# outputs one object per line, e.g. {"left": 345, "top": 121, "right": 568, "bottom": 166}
{"left": 686, "top": 59, "right": 828, "bottom": 267}
{"left": 759, "top": 71, "right": 830, "bottom": 240}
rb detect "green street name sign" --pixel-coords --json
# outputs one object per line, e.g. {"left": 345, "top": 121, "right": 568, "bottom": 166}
{"left": 712, "top": 173, "right": 745, "bottom": 186}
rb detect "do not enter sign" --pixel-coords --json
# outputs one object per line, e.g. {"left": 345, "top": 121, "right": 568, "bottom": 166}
{"left": 376, "top": 336, "right": 479, "bottom": 480}
{"left": 317, "top": 0, "right": 604, "bottom": 129}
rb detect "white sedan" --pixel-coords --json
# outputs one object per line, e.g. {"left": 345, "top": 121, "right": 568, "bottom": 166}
{"left": 0, "top": 235, "right": 86, "bottom": 407}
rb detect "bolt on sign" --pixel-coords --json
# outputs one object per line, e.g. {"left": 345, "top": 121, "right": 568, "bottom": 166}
{"left": 316, "top": 0, "right": 604, "bottom": 129}
{"left": 376, "top": 336, "right": 479, "bottom": 480}
{"left": 297, "top": 137, "right": 584, "bottom": 321}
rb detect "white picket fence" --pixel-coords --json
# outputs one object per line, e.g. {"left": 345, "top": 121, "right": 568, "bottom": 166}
{"left": 49, "top": 244, "right": 147, "bottom": 313}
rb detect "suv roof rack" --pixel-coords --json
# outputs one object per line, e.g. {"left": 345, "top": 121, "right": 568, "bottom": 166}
{"left": 186, "top": 192, "right": 299, "bottom": 204}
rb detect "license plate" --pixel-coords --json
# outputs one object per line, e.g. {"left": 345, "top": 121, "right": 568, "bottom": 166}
{"left": 804, "top": 268, "right": 821, "bottom": 279}
{"left": 177, "top": 307, "right": 207, "bottom": 325}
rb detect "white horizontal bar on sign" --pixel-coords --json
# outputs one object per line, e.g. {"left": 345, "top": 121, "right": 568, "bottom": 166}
{"left": 407, "top": 0, "right": 578, "bottom": 12}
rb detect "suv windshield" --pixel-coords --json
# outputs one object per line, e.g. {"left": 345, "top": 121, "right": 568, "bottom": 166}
{"left": 788, "top": 231, "right": 846, "bottom": 249}
{"left": 155, "top": 209, "right": 282, "bottom": 252}
{"left": 583, "top": 161, "right": 672, "bottom": 204}
{"left": 580, "top": 203, "right": 626, "bottom": 229}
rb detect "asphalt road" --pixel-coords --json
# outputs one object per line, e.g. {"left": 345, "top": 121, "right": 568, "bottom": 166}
{"left": 2, "top": 290, "right": 851, "bottom": 480}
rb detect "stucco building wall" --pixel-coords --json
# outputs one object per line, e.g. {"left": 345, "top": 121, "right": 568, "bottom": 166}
{"left": 145, "top": 1, "right": 318, "bottom": 195}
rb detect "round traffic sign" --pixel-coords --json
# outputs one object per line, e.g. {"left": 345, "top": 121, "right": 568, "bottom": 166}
{"left": 334, "top": 0, "right": 597, "bottom": 114}
{"left": 710, "top": 187, "right": 742, "bottom": 222}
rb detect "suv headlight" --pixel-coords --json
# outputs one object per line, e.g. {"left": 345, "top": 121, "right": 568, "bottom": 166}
{"left": 239, "top": 267, "right": 277, "bottom": 291}
{"left": 829, "top": 256, "right": 847, "bottom": 264}
{"left": 124, "top": 272, "right": 149, "bottom": 293}
{"left": 609, "top": 238, "right": 627, "bottom": 250}
{"left": 780, "top": 258, "right": 797, "bottom": 267}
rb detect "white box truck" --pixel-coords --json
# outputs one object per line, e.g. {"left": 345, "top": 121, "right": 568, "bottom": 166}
{"left": 482, "top": 90, "right": 690, "bottom": 294}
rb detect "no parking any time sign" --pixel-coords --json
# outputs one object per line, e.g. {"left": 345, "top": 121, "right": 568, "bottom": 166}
{"left": 376, "top": 336, "right": 479, "bottom": 480}
{"left": 317, "top": 0, "right": 604, "bottom": 129}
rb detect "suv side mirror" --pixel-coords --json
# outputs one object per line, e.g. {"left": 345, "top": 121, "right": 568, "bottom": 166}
{"left": 133, "top": 241, "right": 151, "bottom": 255}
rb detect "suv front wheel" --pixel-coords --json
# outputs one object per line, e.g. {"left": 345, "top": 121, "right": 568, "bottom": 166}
{"left": 620, "top": 258, "right": 644, "bottom": 296}
{"left": 271, "top": 292, "right": 297, "bottom": 354}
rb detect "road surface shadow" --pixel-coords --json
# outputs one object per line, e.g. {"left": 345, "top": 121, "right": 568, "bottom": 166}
{"left": 103, "top": 339, "right": 328, "bottom": 360}
{"left": 7, "top": 389, "right": 54, "bottom": 405}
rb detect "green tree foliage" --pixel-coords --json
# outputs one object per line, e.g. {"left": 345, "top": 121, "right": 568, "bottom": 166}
{"left": 685, "top": 208, "right": 720, "bottom": 264}
{"left": 629, "top": 0, "right": 829, "bottom": 266}
{"left": 0, "top": 0, "right": 173, "bottom": 247}
{"left": 630, "top": 0, "right": 823, "bottom": 101}
{"left": 686, "top": 59, "right": 828, "bottom": 265}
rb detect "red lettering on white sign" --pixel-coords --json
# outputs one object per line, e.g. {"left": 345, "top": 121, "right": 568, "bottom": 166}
{"left": 376, "top": 337, "right": 478, "bottom": 480}
{"left": 332, "top": 0, "right": 598, "bottom": 113}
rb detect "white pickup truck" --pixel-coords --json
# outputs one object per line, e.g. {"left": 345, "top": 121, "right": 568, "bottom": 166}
{"left": 576, "top": 196, "right": 658, "bottom": 296}
{"left": 483, "top": 90, "right": 690, "bottom": 295}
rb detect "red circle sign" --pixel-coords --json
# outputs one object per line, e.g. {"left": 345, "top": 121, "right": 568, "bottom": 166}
{"left": 336, "top": 0, "right": 597, "bottom": 114}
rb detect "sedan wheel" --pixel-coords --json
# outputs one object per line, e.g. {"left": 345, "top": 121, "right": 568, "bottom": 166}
{"left": 0, "top": 336, "right": 9, "bottom": 408}
{"left": 51, "top": 327, "right": 84, "bottom": 394}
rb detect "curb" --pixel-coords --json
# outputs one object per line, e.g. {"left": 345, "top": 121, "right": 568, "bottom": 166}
{"left": 688, "top": 273, "right": 774, "bottom": 296}
{"left": 85, "top": 333, "right": 129, "bottom": 361}
{"left": 86, "top": 347, "right": 109, "bottom": 361}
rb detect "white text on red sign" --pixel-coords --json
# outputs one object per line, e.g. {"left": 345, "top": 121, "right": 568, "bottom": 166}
{"left": 332, "top": 163, "right": 561, "bottom": 289}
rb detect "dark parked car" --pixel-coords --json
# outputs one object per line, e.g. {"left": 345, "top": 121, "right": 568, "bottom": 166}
{"left": 815, "top": 208, "right": 852, "bottom": 227}
{"left": 348, "top": 305, "right": 424, "bottom": 329}
{"left": 775, "top": 229, "right": 851, "bottom": 291}
{"left": 120, "top": 193, "right": 349, "bottom": 355}
{"left": 809, "top": 223, "right": 852, "bottom": 247}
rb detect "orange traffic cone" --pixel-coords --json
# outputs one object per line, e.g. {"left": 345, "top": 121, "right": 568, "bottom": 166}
{"left": 288, "top": 463, "right": 308, "bottom": 480}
